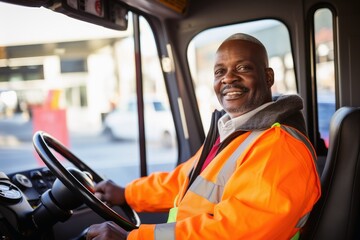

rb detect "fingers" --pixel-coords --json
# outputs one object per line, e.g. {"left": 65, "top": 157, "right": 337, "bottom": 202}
{"left": 93, "top": 192, "right": 111, "bottom": 208}
{"left": 86, "top": 223, "right": 107, "bottom": 240}
{"left": 86, "top": 222, "right": 128, "bottom": 240}
{"left": 85, "top": 224, "right": 98, "bottom": 240}
{"left": 93, "top": 180, "right": 126, "bottom": 206}
{"left": 94, "top": 192, "right": 107, "bottom": 202}
{"left": 94, "top": 179, "right": 108, "bottom": 193}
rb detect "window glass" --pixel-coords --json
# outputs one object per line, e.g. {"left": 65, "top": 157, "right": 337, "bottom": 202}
{"left": 61, "top": 59, "right": 88, "bottom": 73}
{"left": 188, "top": 20, "right": 296, "bottom": 131}
{"left": 314, "top": 8, "right": 336, "bottom": 147}
{"left": 0, "top": 3, "right": 176, "bottom": 186}
{"left": 139, "top": 17, "right": 177, "bottom": 171}
{"left": 153, "top": 101, "right": 167, "bottom": 112}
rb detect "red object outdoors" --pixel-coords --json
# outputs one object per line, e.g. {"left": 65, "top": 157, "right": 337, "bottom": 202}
{"left": 32, "top": 90, "right": 69, "bottom": 165}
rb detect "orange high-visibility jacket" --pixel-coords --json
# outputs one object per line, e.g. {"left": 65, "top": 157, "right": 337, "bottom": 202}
{"left": 126, "top": 124, "right": 321, "bottom": 240}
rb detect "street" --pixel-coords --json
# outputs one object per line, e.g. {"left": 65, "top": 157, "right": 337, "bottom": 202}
{"left": 0, "top": 115, "right": 177, "bottom": 186}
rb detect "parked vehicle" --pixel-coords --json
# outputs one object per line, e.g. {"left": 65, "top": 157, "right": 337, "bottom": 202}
{"left": 104, "top": 98, "right": 175, "bottom": 148}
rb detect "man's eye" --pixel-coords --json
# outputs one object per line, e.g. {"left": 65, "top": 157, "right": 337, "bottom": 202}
{"left": 214, "top": 69, "right": 224, "bottom": 76}
{"left": 236, "top": 65, "right": 251, "bottom": 72}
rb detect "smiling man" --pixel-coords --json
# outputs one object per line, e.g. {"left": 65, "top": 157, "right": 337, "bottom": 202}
{"left": 87, "top": 33, "right": 321, "bottom": 240}
{"left": 214, "top": 34, "right": 273, "bottom": 117}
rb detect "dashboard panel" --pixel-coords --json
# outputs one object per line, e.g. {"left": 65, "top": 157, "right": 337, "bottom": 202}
{"left": 0, "top": 168, "right": 121, "bottom": 240}
{"left": 6, "top": 168, "right": 56, "bottom": 207}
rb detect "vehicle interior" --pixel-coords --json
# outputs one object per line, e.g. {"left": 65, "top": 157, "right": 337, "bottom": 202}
{"left": 0, "top": 0, "right": 359, "bottom": 239}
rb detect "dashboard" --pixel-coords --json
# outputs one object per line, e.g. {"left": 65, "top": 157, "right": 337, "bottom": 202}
{"left": 4, "top": 168, "right": 56, "bottom": 207}
{"left": 0, "top": 168, "right": 114, "bottom": 240}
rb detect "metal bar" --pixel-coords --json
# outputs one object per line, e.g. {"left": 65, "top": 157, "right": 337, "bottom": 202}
{"left": 133, "top": 13, "right": 147, "bottom": 177}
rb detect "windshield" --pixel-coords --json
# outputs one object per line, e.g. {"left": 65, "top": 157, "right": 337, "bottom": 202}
{"left": 0, "top": 3, "right": 177, "bottom": 185}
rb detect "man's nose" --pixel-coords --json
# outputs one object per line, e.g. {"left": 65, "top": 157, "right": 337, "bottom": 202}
{"left": 221, "top": 71, "right": 238, "bottom": 84}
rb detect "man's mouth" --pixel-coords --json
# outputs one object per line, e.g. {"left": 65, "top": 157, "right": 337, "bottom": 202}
{"left": 224, "top": 91, "right": 244, "bottom": 96}
{"left": 222, "top": 87, "right": 249, "bottom": 99}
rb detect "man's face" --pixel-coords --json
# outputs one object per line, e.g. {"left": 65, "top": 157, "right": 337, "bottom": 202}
{"left": 213, "top": 40, "right": 274, "bottom": 118}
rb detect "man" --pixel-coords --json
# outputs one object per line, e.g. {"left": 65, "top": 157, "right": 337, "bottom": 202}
{"left": 86, "top": 33, "right": 321, "bottom": 239}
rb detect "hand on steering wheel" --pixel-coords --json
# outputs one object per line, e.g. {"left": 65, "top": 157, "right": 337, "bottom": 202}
{"left": 32, "top": 131, "right": 140, "bottom": 231}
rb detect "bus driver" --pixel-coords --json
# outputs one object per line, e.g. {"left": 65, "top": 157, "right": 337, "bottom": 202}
{"left": 86, "top": 33, "right": 321, "bottom": 240}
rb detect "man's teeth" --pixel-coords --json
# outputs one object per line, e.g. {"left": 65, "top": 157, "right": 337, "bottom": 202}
{"left": 225, "top": 92, "right": 243, "bottom": 96}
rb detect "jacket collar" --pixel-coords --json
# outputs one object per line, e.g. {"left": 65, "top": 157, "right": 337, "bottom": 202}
{"left": 218, "top": 94, "right": 306, "bottom": 142}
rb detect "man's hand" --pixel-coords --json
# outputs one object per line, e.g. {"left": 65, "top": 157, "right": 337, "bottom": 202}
{"left": 86, "top": 221, "right": 128, "bottom": 240}
{"left": 94, "top": 180, "right": 126, "bottom": 207}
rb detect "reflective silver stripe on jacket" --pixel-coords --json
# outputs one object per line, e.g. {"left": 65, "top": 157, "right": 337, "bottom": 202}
{"left": 280, "top": 125, "right": 318, "bottom": 174}
{"left": 279, "top": 126, "right": 317, "bottom": 228}
{"left": 154, "top": 126, "right": 316, "bottom": 239}
{"left": 154, "top": 131, "right": 264, "bottom": 240}
{"left": 189, "top": 130, "right": 264, "bottom": 204}
{"left": 155, "top": 222, "right": 176, "bottom": 240}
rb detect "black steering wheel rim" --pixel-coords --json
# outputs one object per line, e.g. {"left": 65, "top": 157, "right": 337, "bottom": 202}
{"left": 32, "top": 131, "right": 140, "bottom": 231}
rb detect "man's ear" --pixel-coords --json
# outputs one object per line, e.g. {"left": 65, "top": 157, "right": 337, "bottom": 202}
{"left": 265, "top": 68, "right": 275, "bottom": 87}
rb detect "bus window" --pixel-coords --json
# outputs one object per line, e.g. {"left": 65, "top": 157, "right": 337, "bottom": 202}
{"left": 314, "top": 8, "right": 336, "bottom": 148}
{"left": 188, "top": 20, "right": 296, "bottom": 132}
{"left": 0, "top": 3, "right": 177, "bottom": 186}
{"left": 102, "top": 15, "right": 177, "bottom": 181}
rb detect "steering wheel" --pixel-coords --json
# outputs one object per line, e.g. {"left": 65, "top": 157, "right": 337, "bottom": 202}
{"left": 32, "top": 131, "right": 140, "bottom": 231}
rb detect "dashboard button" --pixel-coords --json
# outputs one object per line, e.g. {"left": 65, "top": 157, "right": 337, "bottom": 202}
{"left": 0, "top": 182, "right": 22, "bottom": 204}
{"left": 12, "top": 174, "right": 33, "bottom": 189}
